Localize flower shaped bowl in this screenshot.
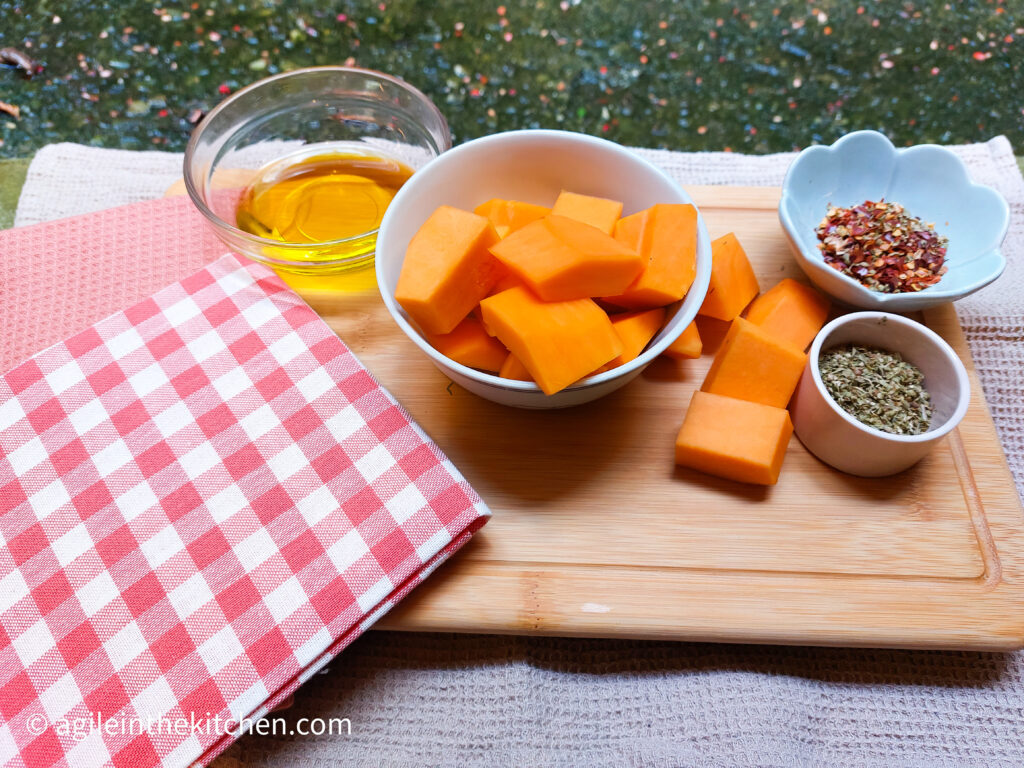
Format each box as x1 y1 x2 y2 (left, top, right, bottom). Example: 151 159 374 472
779 130 1009 312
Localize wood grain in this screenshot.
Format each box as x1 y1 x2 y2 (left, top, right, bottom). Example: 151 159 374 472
282 185 1024 650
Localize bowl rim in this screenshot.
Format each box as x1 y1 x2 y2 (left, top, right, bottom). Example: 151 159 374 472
182 65 451 255
807 311 970 443
375 128 713 395
778 129 1009 305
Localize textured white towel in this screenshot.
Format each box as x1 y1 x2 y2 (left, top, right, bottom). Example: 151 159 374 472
15 139 1024 768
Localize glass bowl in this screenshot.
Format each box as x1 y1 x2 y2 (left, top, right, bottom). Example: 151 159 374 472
183 66 450 275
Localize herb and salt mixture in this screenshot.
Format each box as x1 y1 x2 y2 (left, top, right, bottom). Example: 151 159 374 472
819 344 933 435
816 200 948 293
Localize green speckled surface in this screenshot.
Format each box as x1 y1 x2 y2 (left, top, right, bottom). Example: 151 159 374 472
1 0 1021 158
0 157 30 228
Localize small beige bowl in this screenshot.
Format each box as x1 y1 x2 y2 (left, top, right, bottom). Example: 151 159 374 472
790 312 970 477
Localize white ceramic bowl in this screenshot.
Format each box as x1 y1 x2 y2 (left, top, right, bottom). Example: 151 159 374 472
790 312 970 477
779 130 1009 312
376 129 712 409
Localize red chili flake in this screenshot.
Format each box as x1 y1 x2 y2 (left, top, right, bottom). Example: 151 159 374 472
815 200 949 293
218 83 231 95
157 108 168 117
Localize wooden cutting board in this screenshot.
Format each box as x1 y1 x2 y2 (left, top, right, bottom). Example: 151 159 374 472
287 185 1024 651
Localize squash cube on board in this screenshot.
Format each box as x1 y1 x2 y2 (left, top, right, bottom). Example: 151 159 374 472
606 307 667 368
698 233 760 321
550 190 624 234
498 352 533 381
694 315 731 356
662 320 702 360
474 198 552 239
675 391 793 486
395 206 502 335
426 314 509 373
479 286 622 395
603 203 699 310
745 278 831 351
701 317 807 408
489 215 644 302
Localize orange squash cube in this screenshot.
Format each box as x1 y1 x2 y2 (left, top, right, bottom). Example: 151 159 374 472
479 286 622 395
550 190 623 234
498 352 533 382
606 307 666 368
603 204 699 310
486 270 528 297
745 278 831 351
698 233 760 321
612 209 649 251
662 319 702 359
489 215 644 302
395 206 502 335
694 315 731 356
701 317 807 408
426 314 509 373
474 198 552 239
675 391 793 486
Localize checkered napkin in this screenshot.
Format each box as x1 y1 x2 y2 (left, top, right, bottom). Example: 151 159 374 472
0 253 490 767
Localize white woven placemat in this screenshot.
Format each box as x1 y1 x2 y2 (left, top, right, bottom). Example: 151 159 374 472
15 139 1024 768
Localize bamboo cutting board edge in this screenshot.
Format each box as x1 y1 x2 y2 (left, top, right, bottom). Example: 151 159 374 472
299 184 1024 650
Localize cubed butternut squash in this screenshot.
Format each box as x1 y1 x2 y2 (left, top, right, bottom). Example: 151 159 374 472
675 391 793 486
550 190 623 234
745 278 831 351
474 198 552 239
426 314 509 373
698 233 760 321
486 270 528 297
663 320 702 360
394 205 502 335
498 352 533 382
606 307 666 368
479 286 622 395
612 209 649 251
701 317 807 408
694 315 731 356
603 204 699 310
489 215 644 302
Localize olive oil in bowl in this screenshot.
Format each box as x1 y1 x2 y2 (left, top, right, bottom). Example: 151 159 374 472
234 146 414 275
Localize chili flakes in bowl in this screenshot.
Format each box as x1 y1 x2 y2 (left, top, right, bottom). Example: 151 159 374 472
815 199 948 293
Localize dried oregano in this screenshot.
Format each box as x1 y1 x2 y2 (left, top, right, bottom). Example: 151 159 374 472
818 344 933 435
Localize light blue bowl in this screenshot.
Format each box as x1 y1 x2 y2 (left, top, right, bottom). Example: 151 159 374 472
779 130 1009 312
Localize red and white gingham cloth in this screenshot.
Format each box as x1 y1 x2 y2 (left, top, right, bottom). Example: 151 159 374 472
0 253 490 767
